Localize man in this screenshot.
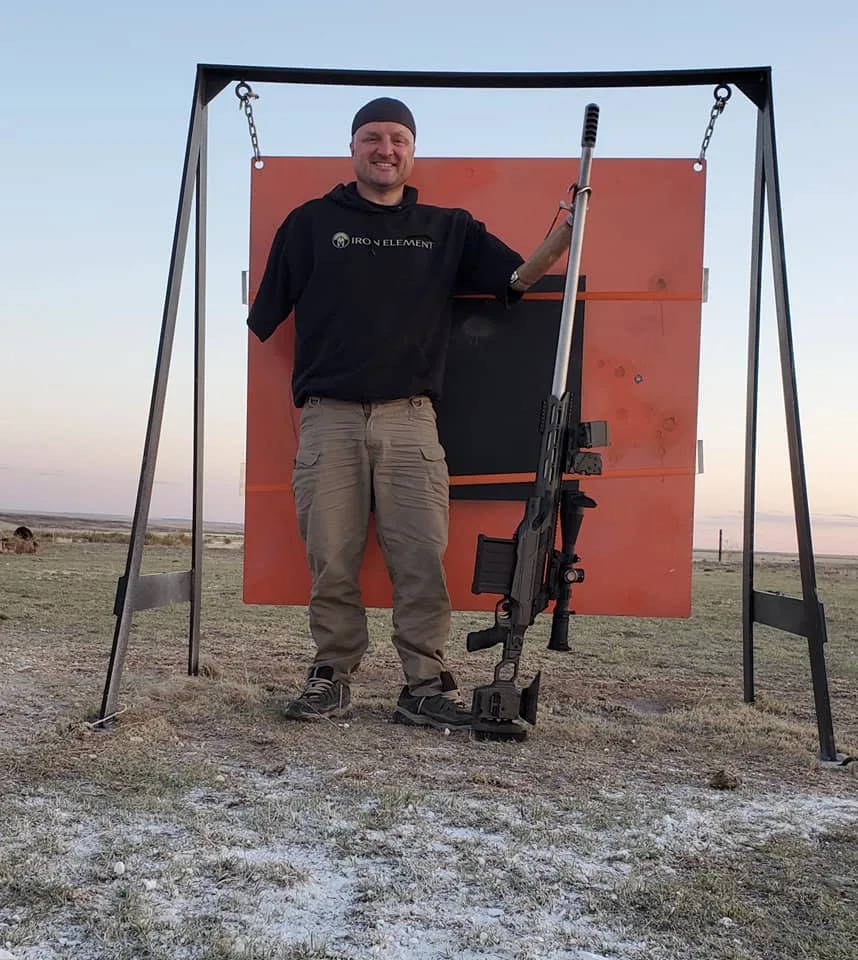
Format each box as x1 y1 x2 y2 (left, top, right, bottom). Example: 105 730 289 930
247 97 576 731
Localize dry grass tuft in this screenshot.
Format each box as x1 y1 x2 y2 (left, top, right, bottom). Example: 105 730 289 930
708 768 742 790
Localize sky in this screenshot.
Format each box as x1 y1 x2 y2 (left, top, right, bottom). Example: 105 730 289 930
1 0 856 557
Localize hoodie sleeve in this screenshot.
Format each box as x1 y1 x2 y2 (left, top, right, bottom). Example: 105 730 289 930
454 213 525 305
247 208 311 342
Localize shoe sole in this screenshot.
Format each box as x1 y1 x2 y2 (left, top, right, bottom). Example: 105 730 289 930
392 706 471 731
283 705 352 722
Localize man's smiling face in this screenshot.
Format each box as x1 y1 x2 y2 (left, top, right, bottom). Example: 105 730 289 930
350 121 415 203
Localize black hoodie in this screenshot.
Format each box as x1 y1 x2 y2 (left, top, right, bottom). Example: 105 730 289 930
247 182 524 407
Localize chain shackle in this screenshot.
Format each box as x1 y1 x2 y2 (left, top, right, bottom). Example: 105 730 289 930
235 81 263 169
695 83 732 170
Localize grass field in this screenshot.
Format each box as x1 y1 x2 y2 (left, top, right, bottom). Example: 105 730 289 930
1 517 856 959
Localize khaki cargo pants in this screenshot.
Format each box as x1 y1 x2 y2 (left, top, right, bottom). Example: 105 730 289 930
291 395 452 696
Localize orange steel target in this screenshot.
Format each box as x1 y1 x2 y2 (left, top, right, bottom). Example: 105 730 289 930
243 157 706 617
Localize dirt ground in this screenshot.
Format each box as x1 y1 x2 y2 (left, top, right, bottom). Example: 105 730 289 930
0 516 856 959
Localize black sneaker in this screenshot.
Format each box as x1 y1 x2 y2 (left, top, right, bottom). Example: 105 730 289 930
283 665 350 721
393 682 472 731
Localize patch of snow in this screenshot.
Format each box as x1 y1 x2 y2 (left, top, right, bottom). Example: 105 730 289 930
4 773 858 960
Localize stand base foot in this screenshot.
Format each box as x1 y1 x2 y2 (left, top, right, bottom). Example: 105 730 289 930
471 719 529 742
818 752 857 771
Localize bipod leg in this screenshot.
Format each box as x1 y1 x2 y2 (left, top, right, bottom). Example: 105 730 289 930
548 579 573 652
548 486 597 651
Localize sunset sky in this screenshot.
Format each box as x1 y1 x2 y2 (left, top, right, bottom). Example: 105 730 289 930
2 0 855 556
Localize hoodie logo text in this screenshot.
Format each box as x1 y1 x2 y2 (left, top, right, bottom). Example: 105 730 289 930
331 232 434 250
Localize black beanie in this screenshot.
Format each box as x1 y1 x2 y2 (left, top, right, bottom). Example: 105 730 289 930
351 97 416 138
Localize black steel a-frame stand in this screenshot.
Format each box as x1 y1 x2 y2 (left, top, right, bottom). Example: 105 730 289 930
97 63 844 764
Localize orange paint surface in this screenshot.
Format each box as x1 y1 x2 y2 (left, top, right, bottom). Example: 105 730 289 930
243 157 706 617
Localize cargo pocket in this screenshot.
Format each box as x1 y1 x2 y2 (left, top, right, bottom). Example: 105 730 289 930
420 443 449 505
293 448 322 468
419 443 446 463
291 448 322 518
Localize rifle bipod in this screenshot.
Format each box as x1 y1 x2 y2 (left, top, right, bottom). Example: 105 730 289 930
464 101 603 742
546 486 597 652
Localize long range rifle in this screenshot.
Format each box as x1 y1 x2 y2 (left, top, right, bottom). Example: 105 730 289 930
466 103 608 741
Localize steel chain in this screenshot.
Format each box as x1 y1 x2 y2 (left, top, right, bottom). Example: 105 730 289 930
235 81 262 167
234 79 728 173
696 84 732 168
